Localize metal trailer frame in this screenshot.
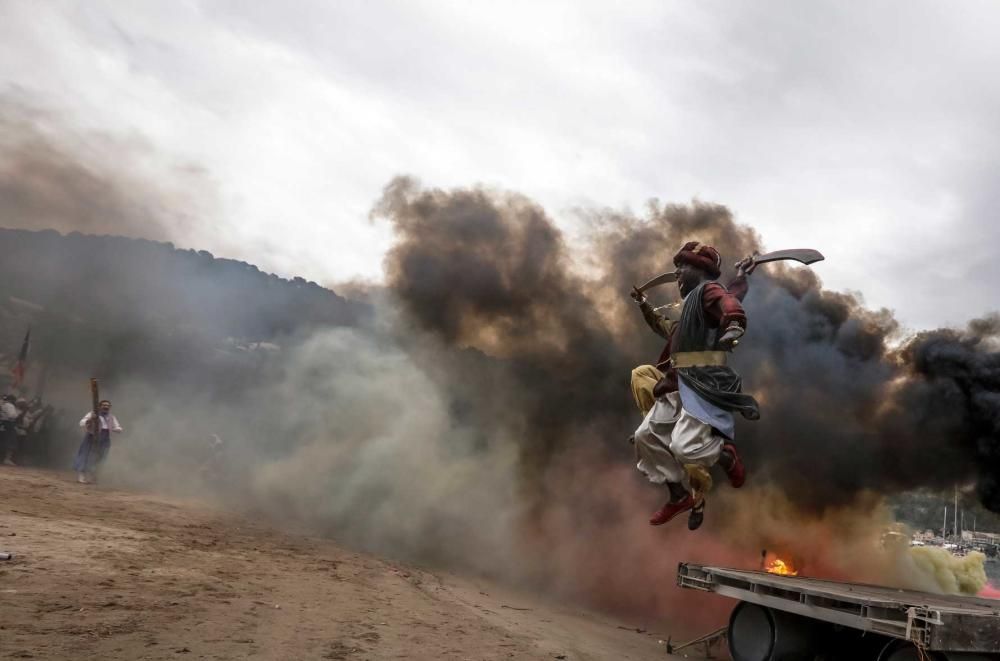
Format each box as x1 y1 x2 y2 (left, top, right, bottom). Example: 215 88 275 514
677 563 1000 654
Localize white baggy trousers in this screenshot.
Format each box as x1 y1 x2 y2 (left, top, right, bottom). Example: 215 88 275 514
633 390 723 491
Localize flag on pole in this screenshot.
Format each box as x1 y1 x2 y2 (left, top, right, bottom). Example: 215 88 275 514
10 328 30 389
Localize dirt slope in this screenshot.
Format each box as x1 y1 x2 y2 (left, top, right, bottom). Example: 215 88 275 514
0 468 679 660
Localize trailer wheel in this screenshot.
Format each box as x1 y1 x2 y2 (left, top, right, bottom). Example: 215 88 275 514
727 601 823 661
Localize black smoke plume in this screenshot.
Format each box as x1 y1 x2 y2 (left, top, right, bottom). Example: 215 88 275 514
376 178 627 487
377 177 999 513
368 177 1000 610
901 319 1000 510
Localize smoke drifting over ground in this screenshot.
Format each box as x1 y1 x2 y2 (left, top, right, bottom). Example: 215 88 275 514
4 169 1000 628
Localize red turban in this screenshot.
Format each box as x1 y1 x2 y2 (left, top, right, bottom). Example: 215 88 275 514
673 241 722 279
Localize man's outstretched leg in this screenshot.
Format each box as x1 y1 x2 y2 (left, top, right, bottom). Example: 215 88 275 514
634 392 727 527
634 392 696 525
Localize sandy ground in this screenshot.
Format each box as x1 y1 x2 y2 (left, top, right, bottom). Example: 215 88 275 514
0 468 689 660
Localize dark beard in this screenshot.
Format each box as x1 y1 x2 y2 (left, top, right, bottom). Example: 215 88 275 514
678 269 706 298
678 277 701 298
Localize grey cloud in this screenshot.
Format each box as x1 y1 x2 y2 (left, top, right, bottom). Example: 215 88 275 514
0 92 212 243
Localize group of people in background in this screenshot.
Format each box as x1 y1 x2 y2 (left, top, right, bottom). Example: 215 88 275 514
0 393 54 467
0 389 123 485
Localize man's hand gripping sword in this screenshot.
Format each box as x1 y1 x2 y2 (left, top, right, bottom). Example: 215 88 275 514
632 248 825 349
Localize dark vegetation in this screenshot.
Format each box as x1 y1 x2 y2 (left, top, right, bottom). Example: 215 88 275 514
0 227 369 388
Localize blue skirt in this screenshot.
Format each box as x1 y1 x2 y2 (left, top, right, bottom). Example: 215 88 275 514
74 432 111 472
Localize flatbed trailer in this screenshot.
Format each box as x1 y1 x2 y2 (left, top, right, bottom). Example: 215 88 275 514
677 563 1000 660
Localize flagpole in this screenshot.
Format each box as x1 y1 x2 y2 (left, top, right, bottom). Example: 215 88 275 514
10 326 31 391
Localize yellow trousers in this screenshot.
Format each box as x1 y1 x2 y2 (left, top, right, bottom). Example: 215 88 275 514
630 365 713 498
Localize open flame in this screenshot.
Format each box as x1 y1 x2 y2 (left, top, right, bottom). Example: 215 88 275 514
766 558 798 576
762 551 799 576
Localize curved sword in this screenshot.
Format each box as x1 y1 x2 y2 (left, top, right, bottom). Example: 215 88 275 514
634 248 824 294
635 270 678 293
745 248 824 268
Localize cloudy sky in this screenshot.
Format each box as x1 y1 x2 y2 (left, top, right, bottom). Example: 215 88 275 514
1 1 998 330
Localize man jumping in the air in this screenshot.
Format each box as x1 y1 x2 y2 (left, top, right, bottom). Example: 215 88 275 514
629 242 760 528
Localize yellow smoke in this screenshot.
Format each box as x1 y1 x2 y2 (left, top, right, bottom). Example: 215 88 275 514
903 547 988 596
715 487 989 596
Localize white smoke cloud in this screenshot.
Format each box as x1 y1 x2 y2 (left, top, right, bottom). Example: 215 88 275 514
103 325 523 573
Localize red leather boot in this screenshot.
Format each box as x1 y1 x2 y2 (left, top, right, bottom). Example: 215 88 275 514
649 494 695 526
722 443 746 488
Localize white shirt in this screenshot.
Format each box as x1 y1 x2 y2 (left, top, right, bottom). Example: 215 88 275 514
79 411 123 433
0 402 17 422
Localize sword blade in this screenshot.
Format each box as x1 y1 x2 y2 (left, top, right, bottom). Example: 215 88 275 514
636 271 678 293
753 248 824 265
